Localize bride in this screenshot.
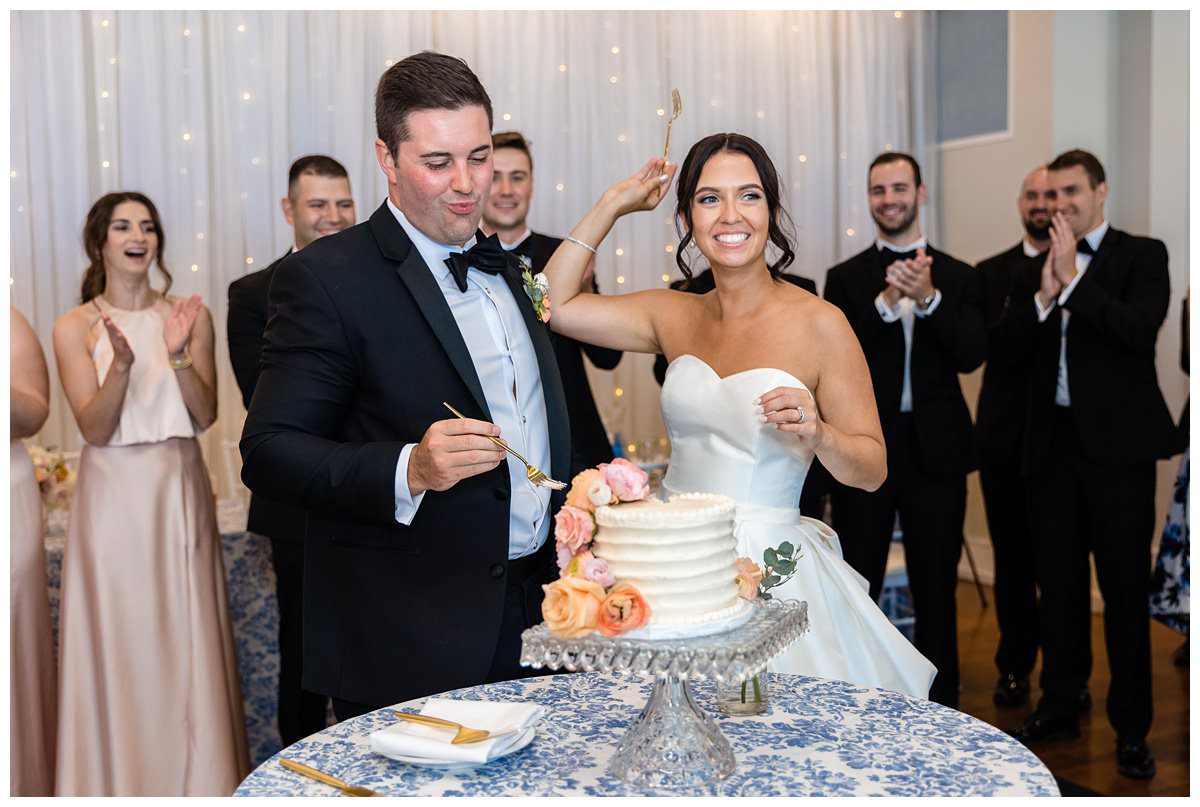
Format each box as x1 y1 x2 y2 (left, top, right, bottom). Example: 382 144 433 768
543 133 936 698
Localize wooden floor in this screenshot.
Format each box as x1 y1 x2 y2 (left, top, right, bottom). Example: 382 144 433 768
954 579 1191 796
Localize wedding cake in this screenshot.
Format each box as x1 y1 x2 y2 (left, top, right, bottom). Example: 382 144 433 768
591 492 749 637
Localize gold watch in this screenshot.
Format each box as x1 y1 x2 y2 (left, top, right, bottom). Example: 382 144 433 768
168 354 193 371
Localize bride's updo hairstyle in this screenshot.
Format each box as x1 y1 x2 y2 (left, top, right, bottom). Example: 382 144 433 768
673 133 796 282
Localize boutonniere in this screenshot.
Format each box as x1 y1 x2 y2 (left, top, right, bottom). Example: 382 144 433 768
518 255 552 323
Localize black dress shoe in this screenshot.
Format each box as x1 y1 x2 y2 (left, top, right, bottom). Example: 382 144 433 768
1116 737 1156 779
1009 713 1081 744
993 673 1030 707
1077 687 1092 713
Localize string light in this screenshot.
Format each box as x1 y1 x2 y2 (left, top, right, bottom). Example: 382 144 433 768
616 134 626 142
615 248 624 256
616 276 626 284
611 46 620 54
9 170 15 178
846 228 855 237
385 59 395 67
798 154 807 162
101 19 109 28
894 11 903 18
756 111 765 119
179 167 187 175
245 257 254 265
182 132 191 141
102 160 110 168
16 205 23 212
242 92 251 101
792 24 800 32
196 232 204 240
237 24 246 32
502 113 511 121
183 27 190 36
182 68 190 76
661 273 670 282
250 157 260 165
558 64 567 72
609 75 618 84
555 183 564 191
101 91 109 98
656 108 665 116
109 57 117 65
664 245 674 253
884 142 893 150
614 388 624 397
190 264 199 272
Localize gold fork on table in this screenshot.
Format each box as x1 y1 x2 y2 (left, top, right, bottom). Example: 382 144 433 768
393 711 519 744
279 758 377 796
441 402 567 490
661 88 683 165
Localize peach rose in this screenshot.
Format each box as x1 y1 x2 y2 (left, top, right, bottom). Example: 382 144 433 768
554 505 595 555
600 458 650 502
542 576 606 638
565 469 604 512
597 584 652 637
734 557 765 601
563 550 596 578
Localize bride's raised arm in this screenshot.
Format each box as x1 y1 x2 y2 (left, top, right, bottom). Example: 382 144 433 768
544 158 679 354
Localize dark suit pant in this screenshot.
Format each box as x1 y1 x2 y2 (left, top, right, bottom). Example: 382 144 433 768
979 451 1040 678
270 536 331 745
332 551 553 723
834 414 966 707
1027 407 1155 738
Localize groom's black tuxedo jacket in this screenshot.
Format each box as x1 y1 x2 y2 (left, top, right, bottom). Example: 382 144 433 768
992 226 1176 474
241 202 570 707
824 245 987 478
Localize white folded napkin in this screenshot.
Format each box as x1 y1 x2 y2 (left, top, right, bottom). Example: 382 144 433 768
370 698 544 764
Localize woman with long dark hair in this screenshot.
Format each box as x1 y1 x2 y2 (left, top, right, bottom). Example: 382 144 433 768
544 135 936 697
51 192 248 795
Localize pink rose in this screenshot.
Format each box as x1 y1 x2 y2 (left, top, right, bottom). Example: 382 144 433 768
565 469 604 512
597 584 652 637
734 557 765 601
555 542 574 572
539 297 552 324
583 557 616 588
600 458 649 502
542 577 606 638
554 505 595 554
563 550 596 578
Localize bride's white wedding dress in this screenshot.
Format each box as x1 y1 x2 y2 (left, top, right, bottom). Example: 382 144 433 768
661 354 937 699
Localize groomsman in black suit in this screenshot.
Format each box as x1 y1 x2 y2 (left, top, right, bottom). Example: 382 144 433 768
482 131 621 468
241 52 569 720
227 154 355 745
823 152 987 707
999 150 1174 780
974 166 1053 708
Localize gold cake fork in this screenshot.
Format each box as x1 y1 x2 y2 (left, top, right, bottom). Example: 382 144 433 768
442 402 567 490
661 88 682 165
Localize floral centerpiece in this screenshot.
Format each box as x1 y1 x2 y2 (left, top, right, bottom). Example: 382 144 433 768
26 443 76 510
542 458 652 638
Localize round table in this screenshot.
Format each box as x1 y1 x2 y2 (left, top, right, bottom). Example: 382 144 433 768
234 671 1059 796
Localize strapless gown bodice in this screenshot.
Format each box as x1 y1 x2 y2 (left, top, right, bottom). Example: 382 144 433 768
658 354 937 699
662 354 813 511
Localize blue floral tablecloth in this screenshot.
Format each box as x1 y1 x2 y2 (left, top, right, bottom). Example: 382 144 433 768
44 499 286 769
234 671 1059 797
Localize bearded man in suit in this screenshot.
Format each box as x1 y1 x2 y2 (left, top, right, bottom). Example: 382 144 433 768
241 51 569 721
999 149 1174 780
227 154 355 745
823 151 987 708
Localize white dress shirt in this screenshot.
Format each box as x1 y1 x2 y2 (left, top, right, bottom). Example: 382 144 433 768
1033 220 1109 407
872 236 942 413
498 227 532 252
388 200 552 559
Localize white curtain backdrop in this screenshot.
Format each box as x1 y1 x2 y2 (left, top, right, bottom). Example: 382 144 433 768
10 10 937 497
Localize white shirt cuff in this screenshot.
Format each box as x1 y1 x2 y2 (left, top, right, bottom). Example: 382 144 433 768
874 291 902 323
394 443 426 525
1056 271 1086 306
914 288 943 318
1034 293 1055 323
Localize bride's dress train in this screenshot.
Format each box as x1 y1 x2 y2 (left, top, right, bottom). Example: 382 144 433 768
661 354 937 699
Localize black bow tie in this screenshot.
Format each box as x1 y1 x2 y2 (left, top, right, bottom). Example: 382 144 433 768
1076 239 1096 256
879 247 917 266
444 232 511 292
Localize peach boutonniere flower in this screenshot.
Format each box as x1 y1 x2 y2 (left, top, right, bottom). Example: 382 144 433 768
519 257 552 323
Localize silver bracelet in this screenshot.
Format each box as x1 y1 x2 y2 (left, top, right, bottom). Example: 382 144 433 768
565 235 597 254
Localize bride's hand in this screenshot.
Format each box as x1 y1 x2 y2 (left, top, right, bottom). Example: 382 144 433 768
600 158 678 218
756 386 824 450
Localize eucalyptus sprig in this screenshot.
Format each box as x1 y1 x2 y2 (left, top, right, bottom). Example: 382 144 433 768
758 541 800 601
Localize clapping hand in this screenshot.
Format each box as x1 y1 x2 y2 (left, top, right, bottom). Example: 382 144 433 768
1047 211 1079 287
756 386 825 451
99 312 135 371
601 158 678 218
884 248 935 303
164 294 204 357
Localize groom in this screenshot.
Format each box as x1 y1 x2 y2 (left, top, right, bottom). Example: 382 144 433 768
240 51 569 720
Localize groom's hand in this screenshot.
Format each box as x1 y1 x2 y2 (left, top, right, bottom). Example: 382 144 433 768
408 418 507 496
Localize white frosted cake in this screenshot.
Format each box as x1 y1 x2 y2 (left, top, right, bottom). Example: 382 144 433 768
591 492 751 638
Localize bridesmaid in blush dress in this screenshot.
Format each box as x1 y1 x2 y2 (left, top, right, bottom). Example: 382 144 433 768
10 306 56 795
51 193 248 795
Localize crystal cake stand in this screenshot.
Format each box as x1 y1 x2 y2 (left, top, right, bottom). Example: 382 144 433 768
519 599 809 790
